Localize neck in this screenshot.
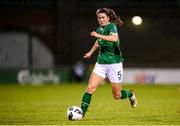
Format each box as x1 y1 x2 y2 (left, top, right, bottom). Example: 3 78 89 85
101 22 110 28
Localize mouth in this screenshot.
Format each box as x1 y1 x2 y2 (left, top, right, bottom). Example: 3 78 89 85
100 22 105 26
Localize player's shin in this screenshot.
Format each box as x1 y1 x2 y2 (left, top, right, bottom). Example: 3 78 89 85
81 92 92 116
120 90 133 99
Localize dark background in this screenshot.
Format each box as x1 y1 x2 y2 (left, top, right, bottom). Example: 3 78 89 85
0 0 180 68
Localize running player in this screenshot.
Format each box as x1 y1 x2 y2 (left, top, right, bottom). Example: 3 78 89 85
81 8 137 117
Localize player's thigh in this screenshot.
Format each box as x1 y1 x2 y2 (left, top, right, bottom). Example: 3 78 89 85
86 72 104 93
107 63 123 83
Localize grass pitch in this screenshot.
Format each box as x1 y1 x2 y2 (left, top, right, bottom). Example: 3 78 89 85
0 83 179 125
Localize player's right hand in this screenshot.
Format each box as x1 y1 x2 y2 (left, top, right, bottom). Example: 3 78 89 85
83 52 91 59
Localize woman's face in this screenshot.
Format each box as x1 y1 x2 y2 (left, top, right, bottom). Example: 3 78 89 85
97 13 110 27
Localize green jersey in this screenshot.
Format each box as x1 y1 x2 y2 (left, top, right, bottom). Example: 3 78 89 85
96 22 124 64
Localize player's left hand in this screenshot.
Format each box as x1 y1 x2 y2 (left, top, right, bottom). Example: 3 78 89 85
90 31 100 38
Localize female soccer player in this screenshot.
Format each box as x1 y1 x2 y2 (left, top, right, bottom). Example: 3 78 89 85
81 8 137 117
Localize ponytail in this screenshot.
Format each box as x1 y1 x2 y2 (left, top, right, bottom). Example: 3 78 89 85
108 9 123 27
96 8 123 27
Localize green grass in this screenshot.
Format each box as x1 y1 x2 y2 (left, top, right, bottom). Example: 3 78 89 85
0 83 180 125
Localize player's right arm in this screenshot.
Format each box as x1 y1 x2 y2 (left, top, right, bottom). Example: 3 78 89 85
83 40 99 59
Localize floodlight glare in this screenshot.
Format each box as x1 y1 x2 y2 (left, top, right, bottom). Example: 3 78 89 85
132 16 142 25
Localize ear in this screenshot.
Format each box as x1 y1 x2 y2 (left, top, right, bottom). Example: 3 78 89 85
107 16 110 21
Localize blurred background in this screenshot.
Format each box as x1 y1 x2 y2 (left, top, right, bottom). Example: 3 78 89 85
0 0 180 85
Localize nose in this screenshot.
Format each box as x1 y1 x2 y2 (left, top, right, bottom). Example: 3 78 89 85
100 18 103 21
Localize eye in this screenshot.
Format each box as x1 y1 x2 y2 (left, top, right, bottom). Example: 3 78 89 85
98 17 103 20
100 16 105 20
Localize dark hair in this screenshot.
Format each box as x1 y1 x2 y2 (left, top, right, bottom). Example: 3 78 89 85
96 8 123 27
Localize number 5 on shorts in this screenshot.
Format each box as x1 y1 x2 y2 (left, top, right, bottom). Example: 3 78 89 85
118 71 122 81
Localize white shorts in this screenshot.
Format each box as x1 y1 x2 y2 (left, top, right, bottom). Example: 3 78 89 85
92 62 123 83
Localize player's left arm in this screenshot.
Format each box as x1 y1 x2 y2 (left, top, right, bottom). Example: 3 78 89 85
91 24 118 42
90 31 118 42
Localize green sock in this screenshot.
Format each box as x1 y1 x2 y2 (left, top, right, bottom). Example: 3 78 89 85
81 92 92 116
120 90 133 99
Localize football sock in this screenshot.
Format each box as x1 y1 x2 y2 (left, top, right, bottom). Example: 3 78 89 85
81 92 92 116
120 90 133 99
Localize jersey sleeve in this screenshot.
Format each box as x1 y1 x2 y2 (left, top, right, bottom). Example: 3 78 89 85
109 23 118 35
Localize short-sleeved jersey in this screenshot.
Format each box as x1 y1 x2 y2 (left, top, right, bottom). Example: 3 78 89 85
96 22 124 64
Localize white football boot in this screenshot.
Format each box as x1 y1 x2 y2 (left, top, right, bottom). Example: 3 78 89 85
129 90 137 108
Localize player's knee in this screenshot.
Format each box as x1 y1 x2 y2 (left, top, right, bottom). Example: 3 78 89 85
86 85 96 94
